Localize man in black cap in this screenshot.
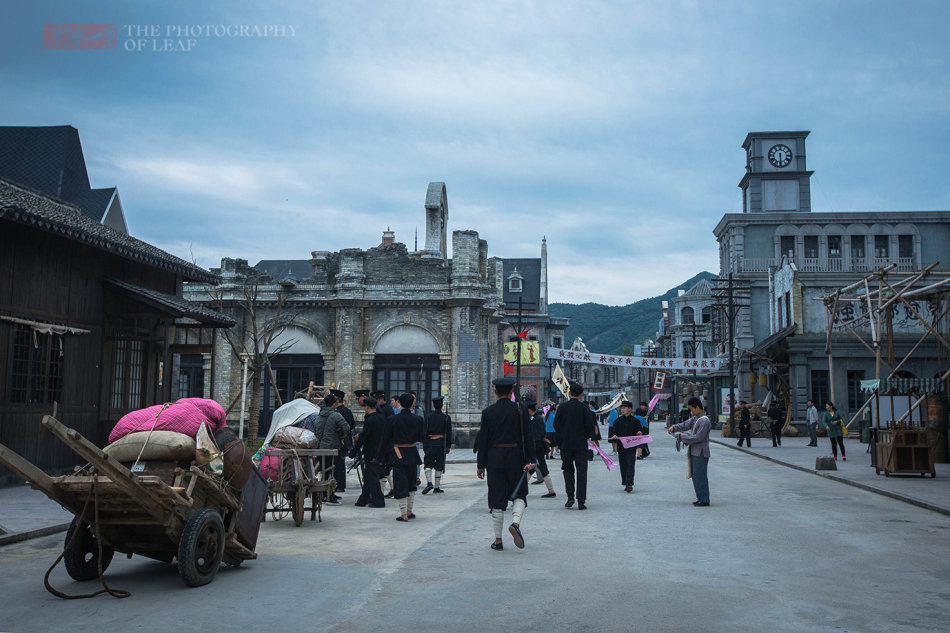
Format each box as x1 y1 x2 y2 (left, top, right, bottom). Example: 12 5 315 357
736 400 752 447
330 389 354 493
422 395 452 494
352 397 386 508
476 377 535 550
372 390 396 497
609 401 642 492
354 389 371 408
379 392 424 521
525 397 556 497
553 382 596 510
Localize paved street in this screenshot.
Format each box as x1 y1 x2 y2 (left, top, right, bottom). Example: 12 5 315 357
1 437 949 633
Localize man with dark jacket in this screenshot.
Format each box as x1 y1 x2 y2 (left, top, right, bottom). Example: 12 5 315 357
553 382 596 510
422 396 452 494
352 398 386 508
476 377 535 550
526 398 556 497
314 393 350 505
379 393 424 521
767 401 783 447
372 390 396 496
736 400 752 447
330 389 354 493
610 401 642 492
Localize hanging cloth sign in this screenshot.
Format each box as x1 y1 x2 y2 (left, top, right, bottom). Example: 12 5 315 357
547 347 725 372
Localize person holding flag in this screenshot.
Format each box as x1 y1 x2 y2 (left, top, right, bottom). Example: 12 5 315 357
609 400 642 492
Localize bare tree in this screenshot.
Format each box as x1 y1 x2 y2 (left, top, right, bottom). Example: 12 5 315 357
210 270 299 441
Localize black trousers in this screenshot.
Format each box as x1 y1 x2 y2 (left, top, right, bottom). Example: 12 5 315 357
487 466 527 510
356 463 385 506
770 421 782 446
534 443 550 478
333 451 347 491
617 447 637 486
560 449 589 502
737 427 751 447
423 445 446 471
391 463 417 499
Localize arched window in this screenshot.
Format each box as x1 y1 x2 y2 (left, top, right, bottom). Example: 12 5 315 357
681 306 694 325
701 306 712 324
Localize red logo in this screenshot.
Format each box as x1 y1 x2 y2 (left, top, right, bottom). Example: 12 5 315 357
44 24 117 50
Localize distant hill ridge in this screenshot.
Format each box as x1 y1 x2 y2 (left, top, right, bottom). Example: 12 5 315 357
549 271 717 354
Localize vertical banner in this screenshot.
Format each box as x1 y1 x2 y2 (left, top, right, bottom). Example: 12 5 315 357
503 341 541 365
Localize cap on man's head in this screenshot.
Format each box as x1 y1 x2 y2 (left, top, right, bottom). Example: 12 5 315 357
620 400 634 408
492 377 516 389
739 400 748 405
523 398 538 409
354 389 370 399
330 389 345 400
568 382 584 396
432 395 445 404
371 390 386 399
639 401 649 408
362 398 377 410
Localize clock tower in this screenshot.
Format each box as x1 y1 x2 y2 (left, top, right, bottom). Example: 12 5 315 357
739 131 813 213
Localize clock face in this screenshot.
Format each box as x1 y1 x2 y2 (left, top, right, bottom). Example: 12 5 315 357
768 144 793 168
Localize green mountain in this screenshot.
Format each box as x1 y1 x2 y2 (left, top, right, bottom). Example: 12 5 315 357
549 271 717 354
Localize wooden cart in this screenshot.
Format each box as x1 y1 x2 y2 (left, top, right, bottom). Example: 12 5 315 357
0 416 267 588
262 448 337 526
874 423 936 477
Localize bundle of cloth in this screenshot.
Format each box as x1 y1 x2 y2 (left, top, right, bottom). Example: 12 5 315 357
254 399 322 481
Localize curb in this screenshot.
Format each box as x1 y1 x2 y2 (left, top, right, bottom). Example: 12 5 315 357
0 522 70 547
710 439 950 518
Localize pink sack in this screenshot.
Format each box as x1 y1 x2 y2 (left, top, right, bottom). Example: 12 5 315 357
176 398 226 429
109 400 227 444
258 446 287 482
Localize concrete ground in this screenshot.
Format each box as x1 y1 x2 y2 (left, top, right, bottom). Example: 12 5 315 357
1 434 949 633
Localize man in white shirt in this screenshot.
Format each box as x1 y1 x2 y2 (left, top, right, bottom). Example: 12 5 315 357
806 399 819 446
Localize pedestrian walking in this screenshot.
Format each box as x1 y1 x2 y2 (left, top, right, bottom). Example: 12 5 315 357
606 407 619 455
609 401 641 492
330 389 354 493
379 393 424 521
526 398 556 497
475 377 535 550
545 403 558 459
767 402 783 446
352 398 386 508
636 402 651 458
421 396 451 494
736 400 752 447
373 390 397 498
820 401 846 460
806 399 820 446
553 382 596 510
667 396 711 506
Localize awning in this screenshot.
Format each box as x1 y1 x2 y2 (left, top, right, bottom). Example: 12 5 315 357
105 279 235 327
749 324 797 356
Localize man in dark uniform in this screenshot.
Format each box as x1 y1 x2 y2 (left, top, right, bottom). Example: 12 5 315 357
422 396 451 494
379 392 424 521
476 377 535 550
352 398 386 508
636 401 651 458
354 389 371 408
767 401 783 447
372 390 396 496
330 389 354 493
526 398 556 497
553 382 596 510
736 400 752 447
609 401 642 492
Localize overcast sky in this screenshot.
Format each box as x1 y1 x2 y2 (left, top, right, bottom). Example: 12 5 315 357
2 1 948 305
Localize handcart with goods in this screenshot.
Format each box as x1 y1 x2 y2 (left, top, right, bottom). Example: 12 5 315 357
0 415 267 589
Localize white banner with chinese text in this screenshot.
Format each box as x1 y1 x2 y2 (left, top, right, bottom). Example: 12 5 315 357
546 347 725 372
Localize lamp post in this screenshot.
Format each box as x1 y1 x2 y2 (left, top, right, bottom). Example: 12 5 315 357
507 269 525 399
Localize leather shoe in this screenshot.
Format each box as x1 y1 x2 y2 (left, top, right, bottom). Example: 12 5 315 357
578 502 587 510
564 498 575 508
408 513 416 519
625 485 632 493
421 483 434 495
491 541 504 551
692 501 710 507
508 523 525 549
432 488 444 494
541 492 556 498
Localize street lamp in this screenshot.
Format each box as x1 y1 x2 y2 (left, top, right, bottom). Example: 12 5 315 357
507 268 525 398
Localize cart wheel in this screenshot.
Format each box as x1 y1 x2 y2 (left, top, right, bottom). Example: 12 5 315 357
178 508 225 587
63 517 114 581
290 486 306 526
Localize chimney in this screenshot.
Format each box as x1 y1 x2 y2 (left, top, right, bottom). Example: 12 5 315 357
381 227 394 247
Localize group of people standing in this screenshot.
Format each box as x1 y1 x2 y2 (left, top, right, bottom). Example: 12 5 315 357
734 398 847 460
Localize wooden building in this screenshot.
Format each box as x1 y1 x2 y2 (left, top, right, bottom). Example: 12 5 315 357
0 177 232 486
